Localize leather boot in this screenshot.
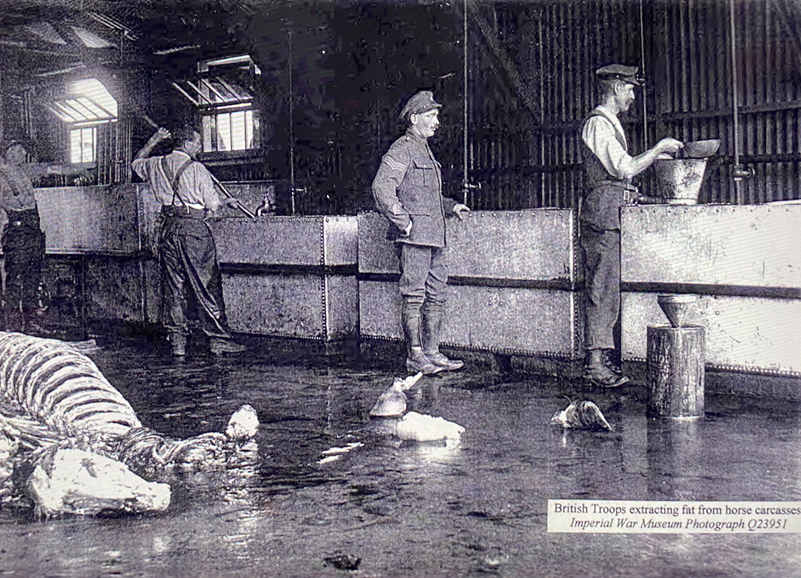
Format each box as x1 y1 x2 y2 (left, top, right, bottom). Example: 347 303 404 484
210 337 247 355
583 349 629 388
402 302 443 375
421 302 463 371
603 349 623 376
170 332 187 357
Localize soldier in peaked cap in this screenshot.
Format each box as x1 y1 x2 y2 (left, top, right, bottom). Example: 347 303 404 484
399 91 440 121
372 91 470 375
595 63 641 85
579 64 683 388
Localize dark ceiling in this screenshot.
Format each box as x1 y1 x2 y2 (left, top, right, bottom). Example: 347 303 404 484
0 0 286 76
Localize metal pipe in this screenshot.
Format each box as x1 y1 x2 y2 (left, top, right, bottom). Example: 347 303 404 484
638 0 649 148
140 113 158 129
728 0 749 201
463 0 468 205
288 29 296 215
538 13 545 207
206 171 257 220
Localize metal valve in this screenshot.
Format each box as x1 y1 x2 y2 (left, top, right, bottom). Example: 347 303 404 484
732 164 754 181
256 185 276 217
289 186 307 215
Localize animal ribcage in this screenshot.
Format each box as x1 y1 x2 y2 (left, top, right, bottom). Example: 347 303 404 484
0 332 141 438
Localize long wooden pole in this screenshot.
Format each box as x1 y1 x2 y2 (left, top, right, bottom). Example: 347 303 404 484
206 171 257 220
138 113 256 219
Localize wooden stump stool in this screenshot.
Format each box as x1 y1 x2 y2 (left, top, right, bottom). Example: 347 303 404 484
647 325 705 419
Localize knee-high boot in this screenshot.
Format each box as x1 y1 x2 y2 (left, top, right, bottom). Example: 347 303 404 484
421 301 463 371
402 301 443 375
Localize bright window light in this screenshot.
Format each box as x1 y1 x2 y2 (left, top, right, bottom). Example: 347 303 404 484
68 79 118 117
51 79 117 164
70 126 96 163
201 107 256 152
175 55 259 153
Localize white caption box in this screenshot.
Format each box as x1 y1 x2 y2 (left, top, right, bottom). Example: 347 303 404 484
548 500 801 533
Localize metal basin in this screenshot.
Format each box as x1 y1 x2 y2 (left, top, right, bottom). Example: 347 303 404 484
653 158 708 205
682 139 721 159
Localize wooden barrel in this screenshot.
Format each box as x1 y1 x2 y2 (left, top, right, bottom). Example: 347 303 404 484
647 325 705 418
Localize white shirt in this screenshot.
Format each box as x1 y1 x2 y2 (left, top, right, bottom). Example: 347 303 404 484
581 105 635 180
132 150 221 211
0 161 50 212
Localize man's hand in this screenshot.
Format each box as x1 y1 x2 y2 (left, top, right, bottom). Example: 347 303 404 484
453 203 471 221
73 169 95 186
134 127 172 162
153 127 171 142
223 196 242 209
655 137 683 157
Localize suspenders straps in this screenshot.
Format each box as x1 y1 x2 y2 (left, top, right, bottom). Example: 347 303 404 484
160 156 195 206
0 166 25 198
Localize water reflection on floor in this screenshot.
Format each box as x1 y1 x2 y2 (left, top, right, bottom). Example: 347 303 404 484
2 337 801 577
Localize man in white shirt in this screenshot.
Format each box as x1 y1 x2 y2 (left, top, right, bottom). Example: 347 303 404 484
0 140 87 334
579 64 683 387
132 125 245 357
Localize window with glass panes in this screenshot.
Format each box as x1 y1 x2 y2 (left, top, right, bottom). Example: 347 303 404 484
69 126 96 164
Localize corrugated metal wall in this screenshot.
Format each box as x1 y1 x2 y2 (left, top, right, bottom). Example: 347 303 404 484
469 0 801 209
9 0 799 212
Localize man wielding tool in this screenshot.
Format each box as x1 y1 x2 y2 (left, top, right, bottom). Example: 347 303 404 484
372 91 470 375
132 125 246 357
0 140 87 334
580 64 683 387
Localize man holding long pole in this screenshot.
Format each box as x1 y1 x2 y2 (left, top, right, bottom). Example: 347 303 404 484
132 124 246 357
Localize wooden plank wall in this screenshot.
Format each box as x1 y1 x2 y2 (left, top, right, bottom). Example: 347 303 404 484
471 0 801 209
9 0 799 212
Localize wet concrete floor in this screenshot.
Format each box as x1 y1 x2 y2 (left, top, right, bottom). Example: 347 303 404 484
1 336 801 577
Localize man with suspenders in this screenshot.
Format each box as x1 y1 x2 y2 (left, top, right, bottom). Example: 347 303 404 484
132 125 245 357
579 64 683 387
0 140 87 335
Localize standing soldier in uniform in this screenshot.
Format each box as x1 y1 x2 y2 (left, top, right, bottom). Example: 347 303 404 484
132 125 246 357
580 64 683 387
372 91 470 375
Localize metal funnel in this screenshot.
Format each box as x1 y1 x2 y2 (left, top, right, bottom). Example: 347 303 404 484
657 294 697 328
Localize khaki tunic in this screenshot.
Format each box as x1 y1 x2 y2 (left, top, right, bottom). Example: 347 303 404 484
372 130 458 247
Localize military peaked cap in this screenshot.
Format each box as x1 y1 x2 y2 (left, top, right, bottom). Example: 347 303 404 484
400 91 442 121
595 64 641 86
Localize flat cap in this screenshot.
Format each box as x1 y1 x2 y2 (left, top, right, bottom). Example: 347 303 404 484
595 64 641 86
400 91 441 121
3 139 26 153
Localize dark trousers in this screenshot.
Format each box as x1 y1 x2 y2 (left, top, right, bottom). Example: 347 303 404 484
397 243 448 306
580 222 620 351
159 210 231 339
2 209 45 331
